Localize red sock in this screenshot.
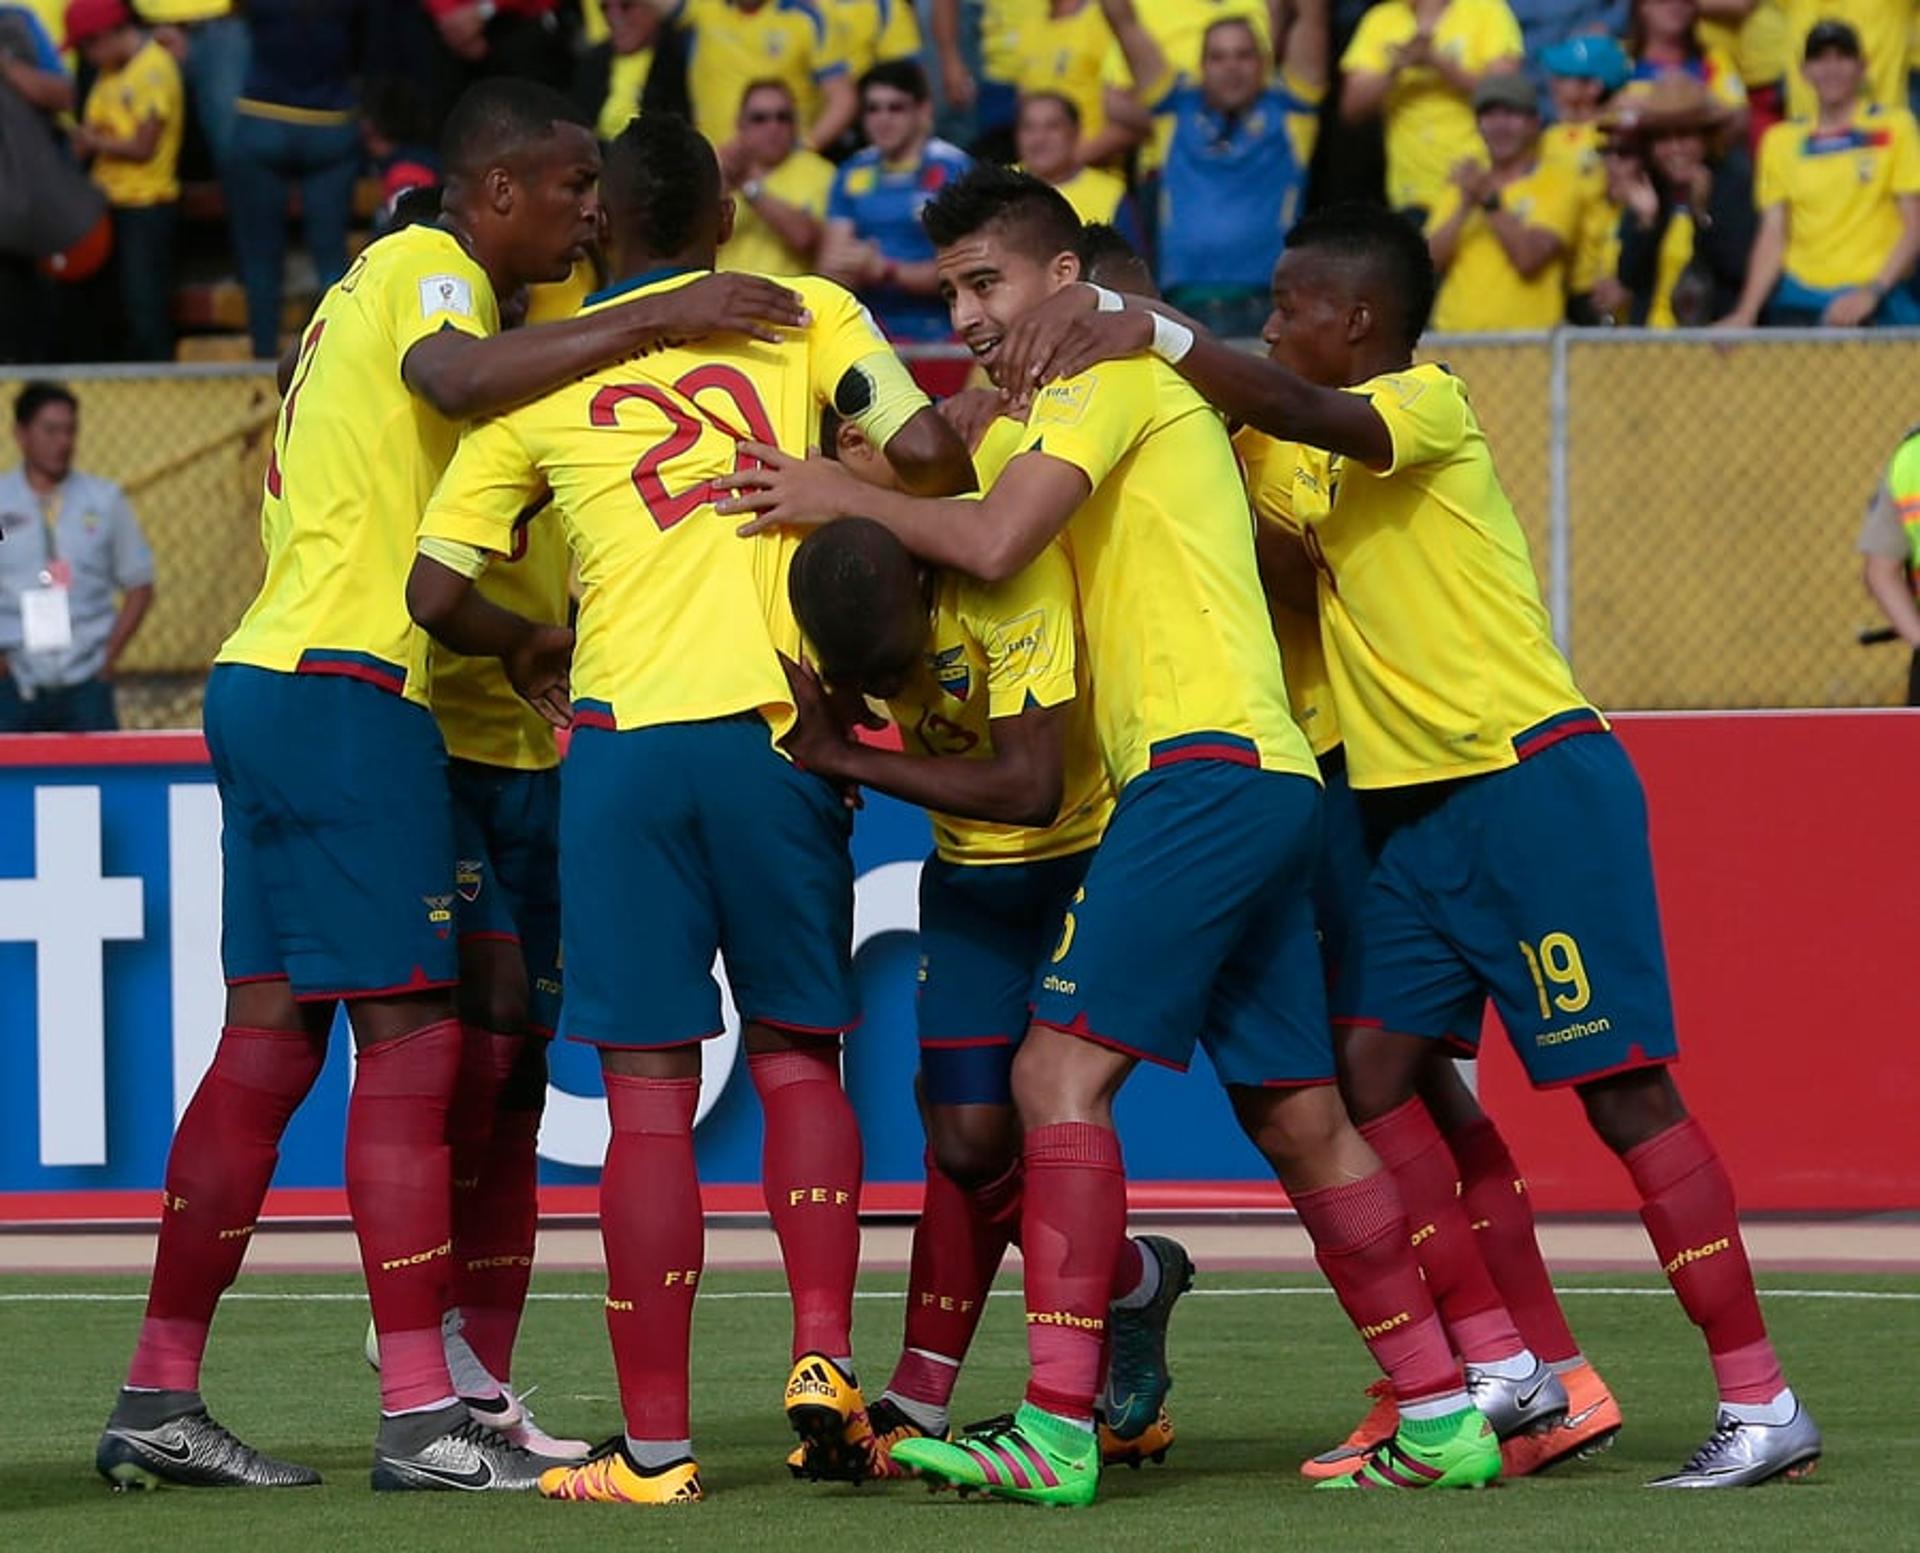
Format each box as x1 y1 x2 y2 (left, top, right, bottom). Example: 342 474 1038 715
450 1027 538 1384
1360 1097 1524 1364
1294 1169 1465 1404
127 1026 327 1392
1448 1116 1580 1365
602 1074 703 1441
890 1158 1020 1408
347 1018 463 1413
1625 1117 1782 1404
750 1045 863 1362
1021 1122 1125 1423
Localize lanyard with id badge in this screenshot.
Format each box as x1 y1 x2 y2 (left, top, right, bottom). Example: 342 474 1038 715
22 493 74 654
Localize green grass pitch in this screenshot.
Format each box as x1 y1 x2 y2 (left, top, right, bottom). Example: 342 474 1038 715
5 1267 1908 1552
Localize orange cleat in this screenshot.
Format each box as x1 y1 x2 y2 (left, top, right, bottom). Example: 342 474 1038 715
1500 1361 1623 1477
1300 1378 1400 1481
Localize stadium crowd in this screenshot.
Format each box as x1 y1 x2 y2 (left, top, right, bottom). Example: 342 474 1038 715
2 0 1918 363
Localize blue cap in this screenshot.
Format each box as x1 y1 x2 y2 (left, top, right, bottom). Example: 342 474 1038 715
1538 35 1631 92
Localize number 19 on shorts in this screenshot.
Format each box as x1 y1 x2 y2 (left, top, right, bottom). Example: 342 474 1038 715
1518 933 1591 1021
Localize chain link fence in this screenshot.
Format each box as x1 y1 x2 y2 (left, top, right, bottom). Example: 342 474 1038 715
3 333 1916 728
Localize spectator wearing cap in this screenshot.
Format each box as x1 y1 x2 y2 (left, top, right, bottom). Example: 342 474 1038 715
1428 70 1584 329
1780 0 1909 121
718 79 835 276
1607 74 1756 323
1340 0 1523 219
1016 90 1139 241
821 60 971 341
1625 0 1749 132
0 382 156 732
66 0 182 362
1723 20 1920 326
1540 34 1632 320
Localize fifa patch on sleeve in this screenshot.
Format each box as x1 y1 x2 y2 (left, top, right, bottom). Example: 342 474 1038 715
985 607 1053 684
420 274 476 319
1033 378 1093 427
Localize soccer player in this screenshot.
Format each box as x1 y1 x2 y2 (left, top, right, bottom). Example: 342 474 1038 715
719 165 1500 1504
407 111 972 1506
1234 426 1622 1482
786 422 1192 1473
997 200 1823 1489
93 82 812 1495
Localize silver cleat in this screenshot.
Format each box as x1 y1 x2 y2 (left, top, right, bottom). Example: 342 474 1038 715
97 1404 321 1490
1646 1404 1822 1489
1465 1357 1569 1441
370 1403 551 1492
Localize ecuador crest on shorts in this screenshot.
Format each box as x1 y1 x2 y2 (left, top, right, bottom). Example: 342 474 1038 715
455 858 484 904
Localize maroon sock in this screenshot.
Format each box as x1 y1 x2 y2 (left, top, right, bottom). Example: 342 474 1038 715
127 1026 327 1392
449 1026 536 1384
602 1074 703 1441
1110 1235 1146 1300
890 1157 1019 1407
1361 1097 1525 1363
750 1045 863 1361
1448 1116 1580 1365
1625 1117 1782 1404
1294 1169 1465 1404
1021 1122 1125 1423
347 1018 463 1413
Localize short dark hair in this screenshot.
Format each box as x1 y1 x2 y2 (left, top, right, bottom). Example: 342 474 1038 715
1076 222 1150 289
602 112 721 259
14 381 76 427
1284 201 1437 351
440 77 590 181
859 57 931 104
922 162 1082 262
788 518 924 685
1019 89 1081 130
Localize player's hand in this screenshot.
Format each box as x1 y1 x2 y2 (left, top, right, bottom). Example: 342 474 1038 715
777 655 862 807
938 385 1010 449
989 284 1112 398
997 304 1155 405
505 624 574 729
641 273 812 348
1822 288 1879 329
717 441 864 534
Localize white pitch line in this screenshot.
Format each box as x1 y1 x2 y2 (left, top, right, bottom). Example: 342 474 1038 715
0 1286 1913 1304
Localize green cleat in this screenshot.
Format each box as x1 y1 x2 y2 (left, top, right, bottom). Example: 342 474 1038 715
890 1403 1100 1507
1315 1407 1502 1491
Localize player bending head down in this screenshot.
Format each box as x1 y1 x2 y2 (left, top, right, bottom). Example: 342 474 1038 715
789 512 930 702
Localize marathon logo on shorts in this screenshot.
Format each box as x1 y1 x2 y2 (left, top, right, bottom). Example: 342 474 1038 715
1041 972 1077 996
1535 1016 1612 1047
1663 1237 1731 1276
455 860 484 904
1027 1309 1105 1331
379 1238 451 1272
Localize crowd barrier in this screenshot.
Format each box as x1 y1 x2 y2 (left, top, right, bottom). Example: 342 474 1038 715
1 709 1914 1223
5 330 1920 727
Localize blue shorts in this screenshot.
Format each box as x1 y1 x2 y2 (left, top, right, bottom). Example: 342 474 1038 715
1030 757 1333 1088
916 848 1094 1107
449 759 562 1036
561 713 856 1048
1312 744 1373 987
1334 725 1680 1089
207 663 458 1001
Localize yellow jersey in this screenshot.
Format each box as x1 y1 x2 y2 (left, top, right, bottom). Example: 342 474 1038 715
426 263 593 771
219 224 499 704
1341 0 1524 213
598 47 655 141
1024 356 1318 791
981 0 1045 87
719 148 838 276
824 0 922 77
84 37 184 207
1647 211 1695 327
892 538 1113 865
1051 164 1128 226
679 0 846 151
1428 157 1583 331
1018 2 1120 147
1234 426 1341 757
1291 363 1594 788
1701 0 1787 87
1758 104 1920 291
420 267 928 743
1783 0 1910 116
1541 121 1616 295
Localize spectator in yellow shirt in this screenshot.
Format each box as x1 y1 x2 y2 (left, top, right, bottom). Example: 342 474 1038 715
1538 35 1632 321
826 0 922 80
1427 70 1583 330
646 0 857 155
66 0 181 361
1340 0 1523 217
1018 0 1144 166
1780 0 1910 120
1015 89 1138 238
718 79 836 274
1724 19 1920 326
